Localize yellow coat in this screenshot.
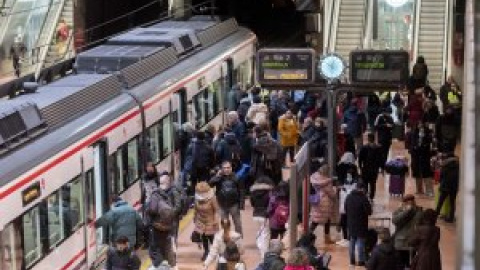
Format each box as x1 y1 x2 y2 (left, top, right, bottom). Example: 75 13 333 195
278 115 299 147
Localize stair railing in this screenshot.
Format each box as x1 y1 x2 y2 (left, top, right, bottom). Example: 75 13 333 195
34 0 67 80
442 0 453 84
412 0 422 67
362 0 373 49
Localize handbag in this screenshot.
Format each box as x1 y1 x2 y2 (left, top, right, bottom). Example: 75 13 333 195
191 231 202 243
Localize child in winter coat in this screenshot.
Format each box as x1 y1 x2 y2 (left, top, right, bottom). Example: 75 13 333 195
336 172 357 247
193 182 219 261
203 218 244 270
268 181 290 240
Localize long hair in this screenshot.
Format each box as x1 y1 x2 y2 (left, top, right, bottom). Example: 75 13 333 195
221 218 231 243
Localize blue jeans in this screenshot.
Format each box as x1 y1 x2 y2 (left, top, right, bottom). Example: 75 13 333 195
349 236 366 264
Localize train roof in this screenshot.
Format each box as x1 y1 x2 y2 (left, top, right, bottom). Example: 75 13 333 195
0 16 256 187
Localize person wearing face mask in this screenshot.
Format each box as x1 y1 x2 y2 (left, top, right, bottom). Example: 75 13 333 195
407 122 434 196
106 236 141 270
392 194 424 269
278 110 299 167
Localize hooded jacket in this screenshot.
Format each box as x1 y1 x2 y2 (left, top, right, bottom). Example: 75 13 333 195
345 189 372 238
278 115 299 147
246 102 269 125
309 172 338 224
250 177 274 218
250 133 282 183
439 156 460 193
366 242 398 270
96 200 143 247
194 183 219 235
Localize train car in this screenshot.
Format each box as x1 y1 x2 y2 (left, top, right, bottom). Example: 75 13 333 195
0 16 256 270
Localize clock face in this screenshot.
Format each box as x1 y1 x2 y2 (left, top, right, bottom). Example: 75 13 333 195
319 54 345 80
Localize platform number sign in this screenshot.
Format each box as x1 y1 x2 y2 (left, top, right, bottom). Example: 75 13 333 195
257 48 316 85
350 50 409 85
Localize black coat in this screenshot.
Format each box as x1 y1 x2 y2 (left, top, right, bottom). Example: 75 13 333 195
375 113 394 145
209 174 245 209
408 128 434 178
439 156 460 193
366 242 398 270
345 190 372 238
358 143 382 179
261 252 286 270
250 180 274 218
337 163 359 185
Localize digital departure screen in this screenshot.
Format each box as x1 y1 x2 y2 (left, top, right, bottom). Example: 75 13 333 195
257 48 315 85
350 50 409 84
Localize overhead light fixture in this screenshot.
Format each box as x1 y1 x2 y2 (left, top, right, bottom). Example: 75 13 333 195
386 0 408 8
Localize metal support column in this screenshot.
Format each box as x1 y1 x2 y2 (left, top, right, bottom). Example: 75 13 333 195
326 84 338 179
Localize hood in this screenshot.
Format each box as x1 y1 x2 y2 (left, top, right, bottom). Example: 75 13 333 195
339 152 355 165
250 182 273 192
310 172 332 187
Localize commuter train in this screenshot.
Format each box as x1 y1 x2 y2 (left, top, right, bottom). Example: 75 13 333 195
0 16 256 270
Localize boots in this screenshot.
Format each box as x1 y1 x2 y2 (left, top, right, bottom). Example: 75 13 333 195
324 234 335 245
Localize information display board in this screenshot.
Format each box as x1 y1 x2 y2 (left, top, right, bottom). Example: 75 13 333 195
350 50 409 84
257 48 315 85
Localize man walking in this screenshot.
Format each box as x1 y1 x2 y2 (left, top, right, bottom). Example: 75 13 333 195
358 133 382 200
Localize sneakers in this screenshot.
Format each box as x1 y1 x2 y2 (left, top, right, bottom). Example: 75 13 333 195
336 239 349 247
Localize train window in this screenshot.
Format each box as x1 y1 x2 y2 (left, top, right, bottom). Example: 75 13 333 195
22 206 42 268
193 93 206 128
86 170 95 222
115 150 126 193
62 177 84 233
206 82 219 121
147 123 161 163
127 138 140 185
235 59 253 90
46 192 64 248
162 116 173 157
171 111 180 151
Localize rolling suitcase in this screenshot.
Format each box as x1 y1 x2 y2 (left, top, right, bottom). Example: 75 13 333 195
389 175 405 197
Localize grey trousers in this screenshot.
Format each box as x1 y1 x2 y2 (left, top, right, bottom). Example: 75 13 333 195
149 229 176 267
220 204 243 236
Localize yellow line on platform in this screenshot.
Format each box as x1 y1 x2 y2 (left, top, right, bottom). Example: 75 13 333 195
140 210 194 270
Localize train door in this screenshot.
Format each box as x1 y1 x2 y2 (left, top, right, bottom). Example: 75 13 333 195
173 89 188 170
86 141 108 267
222 59 234 122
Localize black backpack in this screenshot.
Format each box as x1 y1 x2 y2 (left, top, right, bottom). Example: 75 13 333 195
218 178 239 206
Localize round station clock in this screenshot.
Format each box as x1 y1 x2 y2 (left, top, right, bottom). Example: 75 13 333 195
319 53 346 81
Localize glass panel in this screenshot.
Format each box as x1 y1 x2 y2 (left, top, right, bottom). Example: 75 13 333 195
162 116 173 157
0 222 23 270
86 170 95 222
148 124 161 163
115 151 126 192
376 0 414 50
22 206 42 268
46 192 63 248
127 139 139 184
193 93 206 127
172 111 180 151
62 177 84 233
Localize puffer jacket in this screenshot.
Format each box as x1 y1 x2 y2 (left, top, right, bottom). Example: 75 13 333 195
246 103 269 125
309 172 338 224
194 191 219 236
278 115 299 147
96 200 143 246
366 242 398 270
250 178 274 218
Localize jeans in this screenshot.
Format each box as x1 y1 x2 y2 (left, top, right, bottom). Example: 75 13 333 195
340 214 348 240
220 204 243 236
349 236 366 264
363 173 378 200
149 229 176 267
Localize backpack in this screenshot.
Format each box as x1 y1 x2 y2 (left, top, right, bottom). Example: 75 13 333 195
218 178 240 206
227 142 243 171
169 183 189 218
148 192 175 232
272 201 289 227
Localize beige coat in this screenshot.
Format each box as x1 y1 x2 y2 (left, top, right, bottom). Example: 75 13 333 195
309 172 339 224
194 190 219 236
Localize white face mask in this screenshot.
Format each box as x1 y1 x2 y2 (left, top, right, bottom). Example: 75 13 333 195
346 174 353 183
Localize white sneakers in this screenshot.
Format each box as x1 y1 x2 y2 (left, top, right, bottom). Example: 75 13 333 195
335 239 350 247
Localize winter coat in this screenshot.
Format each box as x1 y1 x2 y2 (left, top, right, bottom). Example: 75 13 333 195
278 115 299 147
194 193 219 236
408 128 434 178
439 156 460 193
435 113 459 148
250 133 282 183
215 133 243 167
409 225 442 270
246 103 269 125
342 106 366 138
336 132 356 158
260 252 286 270
375 113 394 144
392 206 423 250
204 230 244 267
336 163 359 185
358 143 382 178
345 190 372 238
366 242 398 270
267 194 289 230
309 173 338 224
423 102 440 124
299 124 316 146
250 180 274 218
106 247 141 270
230 120 246 141
96 200 143 246
165 185 184 219
440 82 462 108
237 98 251 122
209 174 245 209
406 94 424 127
